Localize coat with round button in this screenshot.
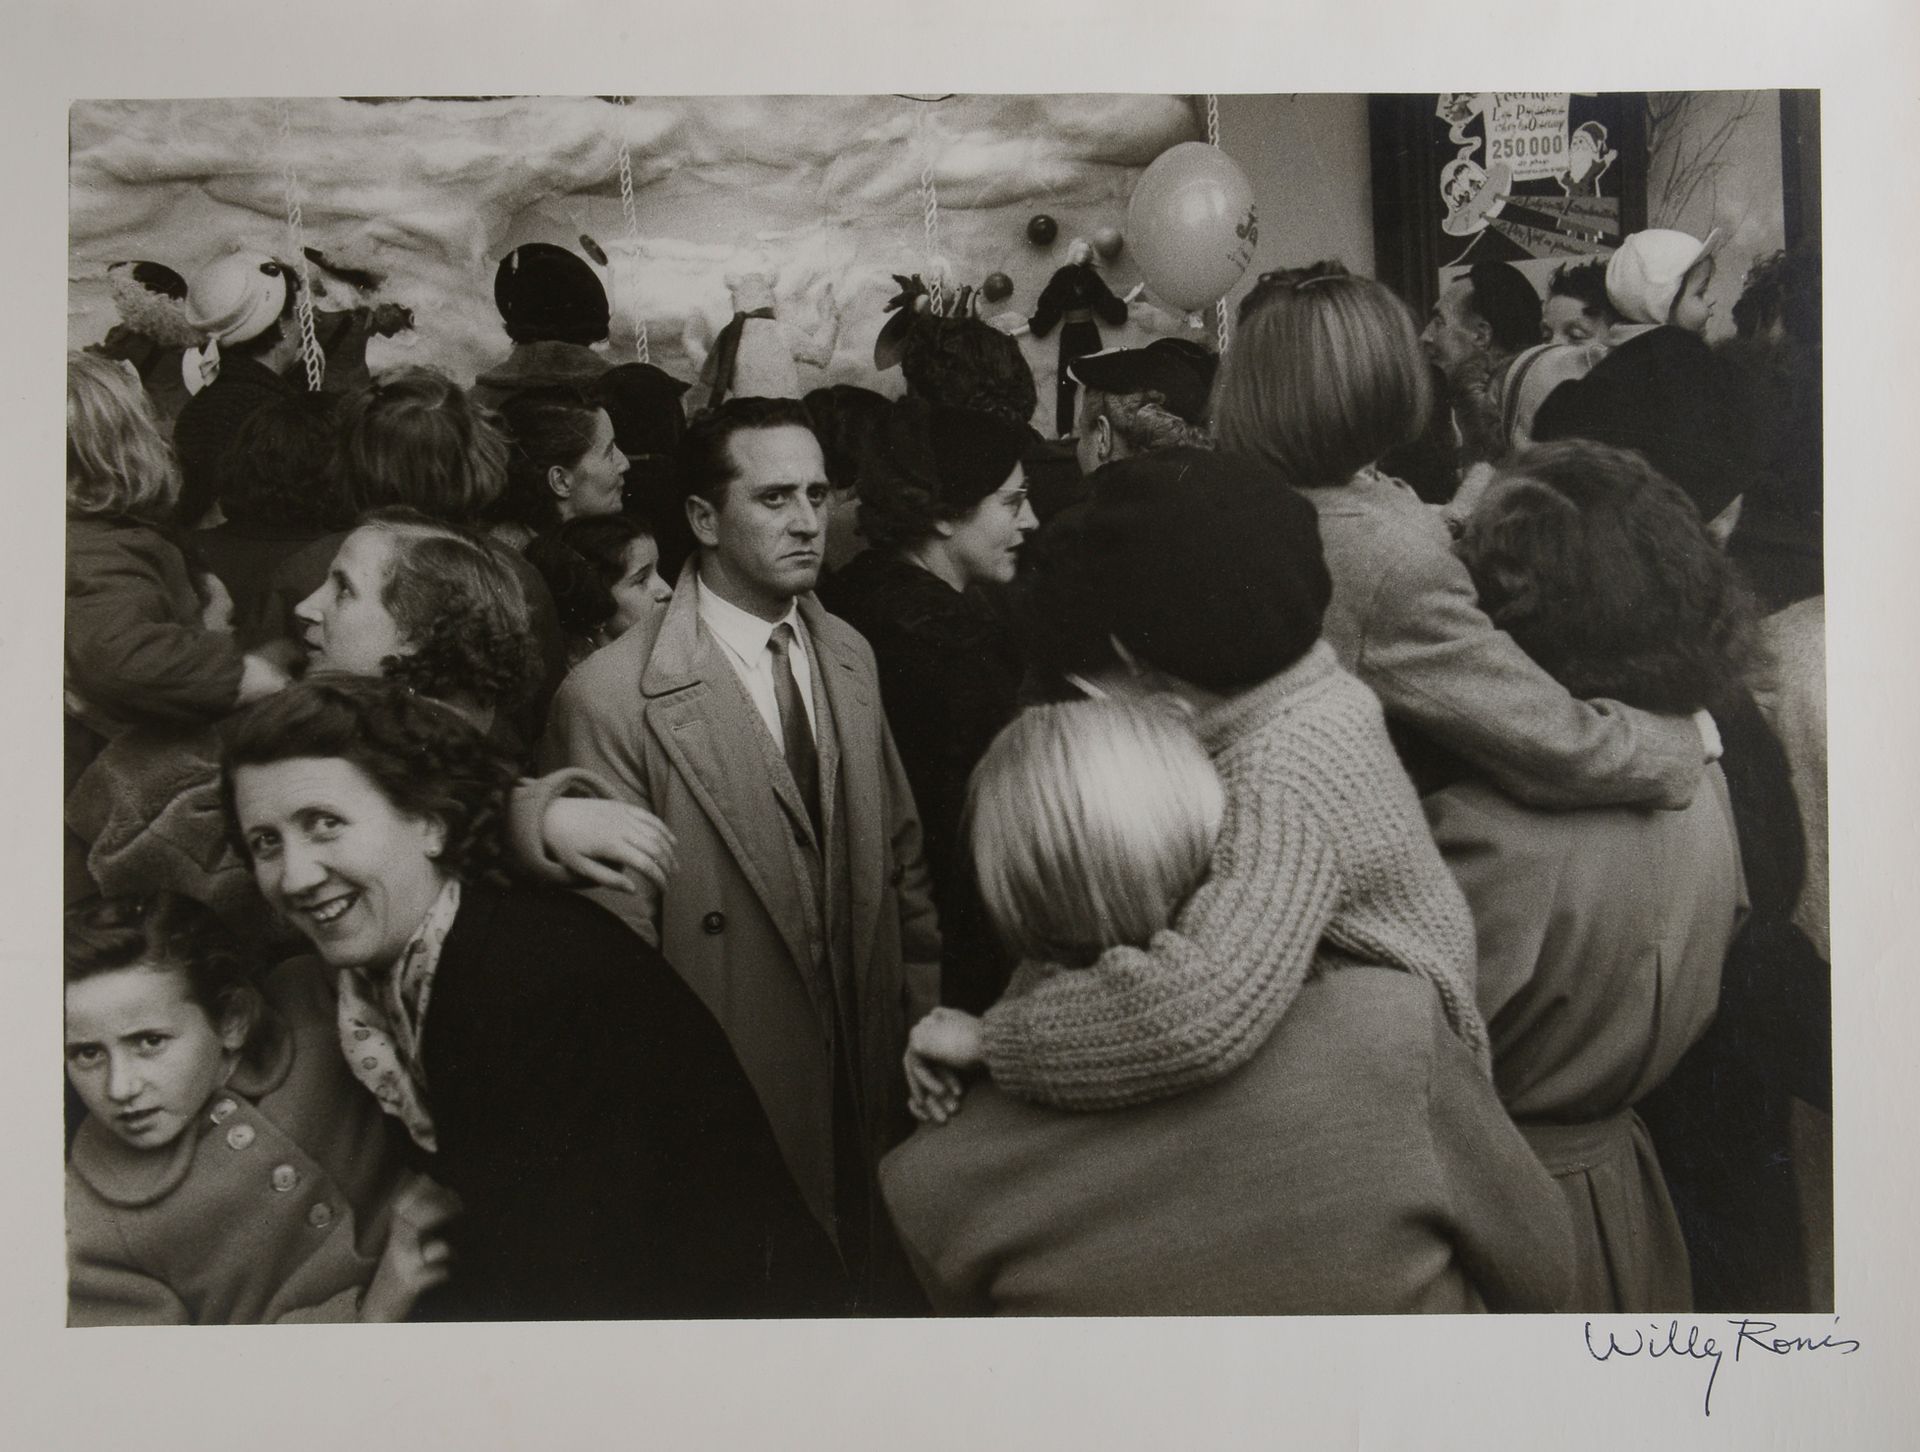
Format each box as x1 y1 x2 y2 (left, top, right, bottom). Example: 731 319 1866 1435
66 957 410 1325
538 561 942 1244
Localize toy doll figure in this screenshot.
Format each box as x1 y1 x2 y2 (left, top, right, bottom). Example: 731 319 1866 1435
1029 240 1129 437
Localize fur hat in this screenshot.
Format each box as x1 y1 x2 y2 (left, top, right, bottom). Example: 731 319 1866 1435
1075 447 1331 692
1606 228 1721 326
495 242 611 346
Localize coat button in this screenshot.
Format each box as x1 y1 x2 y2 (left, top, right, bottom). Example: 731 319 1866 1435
271 1164 299 1192
225 1123 255 1150
307 1202 333 1229
702 911 725 935
209 1098 237 1124
889 864 905 887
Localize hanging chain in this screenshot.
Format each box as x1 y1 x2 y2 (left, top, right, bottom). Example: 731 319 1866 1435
275 100 325 391
1204 93 1231 358
616 99 651 364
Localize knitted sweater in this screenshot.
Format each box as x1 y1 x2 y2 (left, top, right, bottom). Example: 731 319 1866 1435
980 641 1488 1110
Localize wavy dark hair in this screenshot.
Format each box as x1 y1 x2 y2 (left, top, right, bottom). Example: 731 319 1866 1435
1459 440 1758 716
335 367 509 525
856 397 1029 553
217 390 350 531
489 385 607 536
679 395 818 509
221 674 517 889
65 892 264 1047
357 507 541 712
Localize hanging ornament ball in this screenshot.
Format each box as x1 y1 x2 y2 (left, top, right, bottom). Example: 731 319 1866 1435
1126 142 1259 312
1092 225 1125 260
981 271 1014 303
1026 214 1058 246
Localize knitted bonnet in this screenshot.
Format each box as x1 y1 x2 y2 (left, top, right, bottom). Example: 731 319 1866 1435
1606 228 1721 326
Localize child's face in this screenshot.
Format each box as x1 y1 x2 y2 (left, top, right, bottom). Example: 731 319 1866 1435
1671 257 1715 334
65 965 244 1151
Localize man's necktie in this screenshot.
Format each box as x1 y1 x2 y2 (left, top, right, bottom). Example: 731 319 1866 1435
769 622 821 835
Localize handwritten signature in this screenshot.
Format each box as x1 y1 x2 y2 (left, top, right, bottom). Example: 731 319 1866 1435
1584 1318 1860 1416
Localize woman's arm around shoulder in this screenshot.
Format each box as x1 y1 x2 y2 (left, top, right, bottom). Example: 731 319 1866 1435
1353 522 1704 811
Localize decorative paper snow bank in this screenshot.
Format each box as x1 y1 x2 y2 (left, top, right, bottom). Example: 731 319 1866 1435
69 95 1201 428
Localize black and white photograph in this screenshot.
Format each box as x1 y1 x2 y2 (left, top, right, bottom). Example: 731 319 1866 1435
8 2 1918 1447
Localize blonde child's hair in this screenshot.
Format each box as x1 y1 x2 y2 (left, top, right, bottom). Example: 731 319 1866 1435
967 698 1225 965
67 350 181 520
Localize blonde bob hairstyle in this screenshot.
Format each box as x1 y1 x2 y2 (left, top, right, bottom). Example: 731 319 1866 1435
1213 261 1432 490
967 698 1224 966
67 350 181 520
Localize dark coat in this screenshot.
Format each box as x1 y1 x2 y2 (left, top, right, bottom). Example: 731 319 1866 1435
823 552 1023 1014
1531 326 1758 522
172 354 298 528
412 884 847 1320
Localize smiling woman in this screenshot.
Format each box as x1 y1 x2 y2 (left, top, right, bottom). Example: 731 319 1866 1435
218 675 845 1320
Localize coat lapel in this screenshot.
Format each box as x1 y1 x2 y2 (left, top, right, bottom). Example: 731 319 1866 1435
799 596 888 986
642 568 814 975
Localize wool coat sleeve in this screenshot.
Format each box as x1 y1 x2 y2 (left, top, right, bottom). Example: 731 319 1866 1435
980 756 1342 1110
882 717 943 1026
537 675 665 947
1352 521 1704 812
1420 997 1576 1311
65 524 245 725
65 1190 193 1326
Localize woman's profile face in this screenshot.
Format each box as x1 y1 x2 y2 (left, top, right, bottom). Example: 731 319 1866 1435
233 755 451 971
294 527 408 677
942 464 1037 587
556 409 629 522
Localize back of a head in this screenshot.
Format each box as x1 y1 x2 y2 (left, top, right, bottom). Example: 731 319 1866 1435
1215 261 1431 489
1466 262 1545 354
803 384 893 495
67 349 180 520
968 698 1224 965
337 367 508 525
494 242 610 347
1459 439 1755 716
218 390 346 530
1065 447 1332 693
357 508 539 711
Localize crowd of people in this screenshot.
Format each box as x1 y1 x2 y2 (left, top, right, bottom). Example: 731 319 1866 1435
62 223 1828 1321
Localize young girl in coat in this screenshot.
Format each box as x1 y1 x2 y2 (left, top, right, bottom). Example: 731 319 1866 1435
66 351 292 742
65 892 454 1325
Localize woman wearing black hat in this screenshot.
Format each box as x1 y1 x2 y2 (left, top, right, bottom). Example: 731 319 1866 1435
823 399 1037 1014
